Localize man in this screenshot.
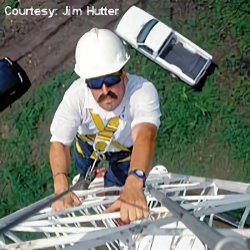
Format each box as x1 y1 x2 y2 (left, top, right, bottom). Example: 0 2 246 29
50 28 161 223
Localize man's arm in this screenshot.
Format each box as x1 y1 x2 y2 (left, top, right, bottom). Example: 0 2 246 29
105 122 157 222
50 142 80 211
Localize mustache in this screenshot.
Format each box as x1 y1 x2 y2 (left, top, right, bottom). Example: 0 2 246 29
98 91 118 103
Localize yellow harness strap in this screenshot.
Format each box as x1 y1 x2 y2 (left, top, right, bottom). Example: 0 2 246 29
89 111 105 131
75 109 130 160
90 109 119 156
75 140 84 158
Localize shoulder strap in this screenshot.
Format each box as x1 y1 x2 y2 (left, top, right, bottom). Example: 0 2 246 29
75 109 130 158
89 109 105 131
89 109 120 154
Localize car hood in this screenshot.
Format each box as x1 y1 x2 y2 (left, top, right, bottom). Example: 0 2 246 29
116 6 172 53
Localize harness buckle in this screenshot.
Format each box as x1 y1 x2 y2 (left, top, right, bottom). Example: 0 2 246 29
93 134 113 155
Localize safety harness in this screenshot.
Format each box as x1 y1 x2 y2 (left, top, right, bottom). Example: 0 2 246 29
76 109 131 161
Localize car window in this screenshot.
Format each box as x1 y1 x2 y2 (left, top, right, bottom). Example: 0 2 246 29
138 45 153 55
159 37 176 56
137 19 158 44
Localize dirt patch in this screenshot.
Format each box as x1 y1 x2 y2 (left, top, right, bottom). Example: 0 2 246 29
0 0 140 87
0 0 193 90
0 0 143 162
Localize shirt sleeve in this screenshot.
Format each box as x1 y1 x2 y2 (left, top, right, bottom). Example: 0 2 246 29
50 88 83 146
130 81 161 129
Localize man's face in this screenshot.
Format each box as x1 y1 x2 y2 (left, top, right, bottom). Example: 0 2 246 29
89 72 126 111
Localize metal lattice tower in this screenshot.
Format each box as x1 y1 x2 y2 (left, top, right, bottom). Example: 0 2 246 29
0 165 250 250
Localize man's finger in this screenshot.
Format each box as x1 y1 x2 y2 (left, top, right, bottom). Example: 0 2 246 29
52 201 64 212
135 207 143 220
128 206 137 222
72 193 81 206
119 218 131 225
120 202 130 223
104 200 121 213
143 206 149 219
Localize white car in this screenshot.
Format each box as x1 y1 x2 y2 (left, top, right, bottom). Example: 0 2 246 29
115 6 212 86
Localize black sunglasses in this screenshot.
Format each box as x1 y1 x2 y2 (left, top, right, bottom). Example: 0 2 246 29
86 71 123 89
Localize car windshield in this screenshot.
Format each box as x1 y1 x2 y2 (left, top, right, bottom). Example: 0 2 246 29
137 19 158 43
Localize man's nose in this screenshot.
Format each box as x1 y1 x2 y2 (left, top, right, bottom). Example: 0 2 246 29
101 83 109 94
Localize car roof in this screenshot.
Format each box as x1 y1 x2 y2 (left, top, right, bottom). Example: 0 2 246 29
144 21 172 53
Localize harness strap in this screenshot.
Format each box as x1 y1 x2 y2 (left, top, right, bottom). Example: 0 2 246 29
117 155 131 163
89 110 105 131
76 140 84 158
111 140 130 152
77 134 130 152
75 109 131 160
90 109 118 155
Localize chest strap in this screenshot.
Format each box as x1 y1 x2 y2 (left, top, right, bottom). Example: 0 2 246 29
76 109 130 160
90 109 119 155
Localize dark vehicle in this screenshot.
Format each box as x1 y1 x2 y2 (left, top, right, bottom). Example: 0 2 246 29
0 57 31 111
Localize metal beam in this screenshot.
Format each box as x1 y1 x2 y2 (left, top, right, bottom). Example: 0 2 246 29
147 185 249 250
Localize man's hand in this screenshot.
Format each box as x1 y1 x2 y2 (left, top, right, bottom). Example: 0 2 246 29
50 142 82 211
105 175 149 223
105 123 157 223
51 191 81 211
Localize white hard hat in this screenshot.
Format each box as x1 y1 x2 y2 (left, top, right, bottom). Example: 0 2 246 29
74 28 130 79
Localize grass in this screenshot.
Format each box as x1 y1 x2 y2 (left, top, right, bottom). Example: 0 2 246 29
0 0 19 15
126 49 249 182
0 0 249 218
0 71 78 217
